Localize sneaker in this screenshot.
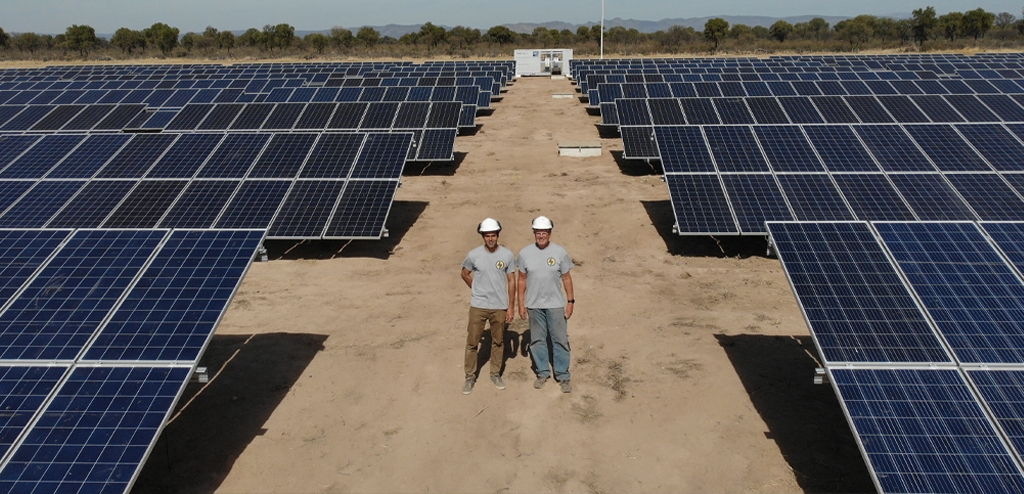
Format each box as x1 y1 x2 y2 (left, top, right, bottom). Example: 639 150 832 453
491 375 506 390
462 377 475 395
560 380 572 393
534 376 548 389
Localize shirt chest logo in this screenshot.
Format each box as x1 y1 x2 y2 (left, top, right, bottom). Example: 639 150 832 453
495 260 506 270
547 257 556 266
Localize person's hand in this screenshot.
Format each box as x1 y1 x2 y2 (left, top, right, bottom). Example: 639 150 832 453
519 306 527 320
505 308 515 323
565 303 574 320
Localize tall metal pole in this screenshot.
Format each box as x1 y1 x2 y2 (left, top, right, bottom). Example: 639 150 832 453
600 0 604 59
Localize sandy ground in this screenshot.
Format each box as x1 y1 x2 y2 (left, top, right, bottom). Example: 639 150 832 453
130 76 877 493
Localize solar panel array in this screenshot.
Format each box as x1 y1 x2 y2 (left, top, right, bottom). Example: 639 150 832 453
768 221 1024 494
0 228 263 494
573 54 1024 235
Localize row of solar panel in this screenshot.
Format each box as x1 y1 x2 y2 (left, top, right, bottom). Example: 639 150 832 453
591 77 1024 108
610 94 1024 137
0 83 483 108
578 69 954 93
646 123 1024 173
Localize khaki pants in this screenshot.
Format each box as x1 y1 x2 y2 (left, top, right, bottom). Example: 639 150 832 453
465 307 505 377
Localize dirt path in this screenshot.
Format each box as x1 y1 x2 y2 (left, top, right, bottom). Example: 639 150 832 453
133 76 874 493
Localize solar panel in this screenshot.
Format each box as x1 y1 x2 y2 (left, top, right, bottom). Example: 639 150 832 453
0 105 54 131
393 102 430 128
754 126 824 172
45 134 130 179
616 99 652 126
324 180 399 239
93 104 145 130
0 136 42 170
977 94 1024 121
82 229 264 362
888 174 977 221
164 104 213 131
981 222 1024 274
876 222 1024 364
0 181 85 228
967 369 1024 468
713 98 754 125
0 366 67 460
647 98 686 125
158 180 240 228
0 135 84 179
911 95 965 122
426 101 461 128
268 180 346 238
146 133 223 179
0 229 72 304
360 102 400 129
261 102 303 130
777 97 822 123
721 174 792 233
350 133 412 179
812 96 859 123
29 104 84 130
805 126 880 172
665 174 737 234
416 128 457 161
845 96 894 123
214 180 291 229
958 124 1024 171
196 133 270 178
680 98 720 125
102 180 189 228
704 126 769 172
229 102 275 130
0 229 166 360
197 103 244 130
944 174 1024 221
620 126 658 160
832 174 917 220
0 366 191 494
904 125 991 171
655 127 715 173
46 180 136 228
855 125 936 172
97 134 177 179
876 95 930 123
946 95 1000 122
247 133 318 179
829 368 1024 494
775 174 854 221
301 133 364 178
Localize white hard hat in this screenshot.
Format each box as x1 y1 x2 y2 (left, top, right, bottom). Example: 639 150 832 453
531 216 553 230
478 218 502 233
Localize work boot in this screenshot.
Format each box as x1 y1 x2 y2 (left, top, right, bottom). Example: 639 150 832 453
560 380 572 393
462 376 475 395
534 376 548 389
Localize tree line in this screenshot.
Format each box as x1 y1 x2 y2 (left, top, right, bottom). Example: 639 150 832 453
0 6 1021 61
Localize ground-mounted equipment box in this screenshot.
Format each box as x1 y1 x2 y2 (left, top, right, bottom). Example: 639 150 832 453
514 49 573 77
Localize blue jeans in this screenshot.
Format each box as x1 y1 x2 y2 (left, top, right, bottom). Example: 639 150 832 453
528 308 570 381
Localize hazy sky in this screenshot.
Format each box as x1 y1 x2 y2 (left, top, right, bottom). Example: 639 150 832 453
5 0 1022 34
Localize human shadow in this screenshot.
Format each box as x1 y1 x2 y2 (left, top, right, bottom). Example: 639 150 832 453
131 332 329 494
470 326 530 377
715 334 875 494
611 150 661 176
402 153 465 176
640 200 769 258
264 201 428 260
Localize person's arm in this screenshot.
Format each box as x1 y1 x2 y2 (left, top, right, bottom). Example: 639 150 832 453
505 272 516 323
461 267 473 288
562 272 574 320
517 270 528 320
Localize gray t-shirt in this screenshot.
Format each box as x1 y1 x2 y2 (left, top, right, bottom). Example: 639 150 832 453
518 242 573 309
462 245 516 309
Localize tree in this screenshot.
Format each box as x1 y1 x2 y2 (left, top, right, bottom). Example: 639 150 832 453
730 24 753 41
111 27 145 55
272 23 295 50
704 18 729 50
65 24 98 57
305 33 329 54
875 17 898 43
448 26 480 49
218 31 235 54
938 12 963 41
356 27 379 47
912 6 937 47
180 32 202 52
835 17 873 47
330 27 353 50
808 17 830 40
417 22 447 48
239 28 263 48
751 26 770 39
0 28 9 49
895 18 914 44
769 20 793 42
996 12 1017 29
144 22 179 55
12 32 42 54
962 8 995 40
576 26 591 41
485 25 515 44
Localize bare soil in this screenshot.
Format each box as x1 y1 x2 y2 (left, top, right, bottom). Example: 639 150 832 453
129 76 876 493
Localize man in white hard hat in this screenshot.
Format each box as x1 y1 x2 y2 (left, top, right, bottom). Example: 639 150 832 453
517 216 575 393
460 218 517 394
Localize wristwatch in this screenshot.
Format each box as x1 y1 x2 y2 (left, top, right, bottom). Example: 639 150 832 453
567 299 575 304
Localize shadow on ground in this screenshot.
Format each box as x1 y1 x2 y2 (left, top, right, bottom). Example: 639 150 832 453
403 153 465 176
716 334 875 494
263 200 428 260
132 332 328 494
641 200 768 258
611 150 661 176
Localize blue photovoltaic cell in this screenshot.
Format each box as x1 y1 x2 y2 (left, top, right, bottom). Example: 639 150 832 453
876 95 930 123
0 366 190 494
45 134 131 179
0 135 84 179
301 133 364 179
911 95 965 123
0 105 54 131
196 133 270 179
703 126 769 172
0 229 166 360
754 126 824 172
197 103 243 130
0 136 42 170
214 180 291 229
350 133 412 179
833 174 917 221
324 180 399 238
620 126 658 159
83 230 264 362
981 222 1024 274
888 174 978 221
714 98 755 125
102 180 189 228
946 95 1000 122
665 174 737 234
261 103 304 130
904 125 991 172
247 133 318 179
158 180 240 228
616 99 652 126
746 97 791 124
359 102 400 129
268 180 347 238
945 174 1024 221
0 229 72 304
647 99 686 125
0 182 36 216
775 174 855 221
812 96 859 123
416 128 456 161
845 96 894 123
655 126 715 173
958 124 1024 172
294 103 336 129
0 366 67 460
0 181 84 228
393 102 430 128
805 126 880 172
767 222 948 363
721 174 792 233
94 104 146 130
977 94 1024 121
229 103 274 130
146 133 223 179
46 180 137 228
831 368 1024 494
97 134 177 179
968 370 1024 465
61 105 114 130
877 222 1024 364
164 104 213 131
328 102 366 129
778 97 823 124
679 98 720 125
854 125 936 172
